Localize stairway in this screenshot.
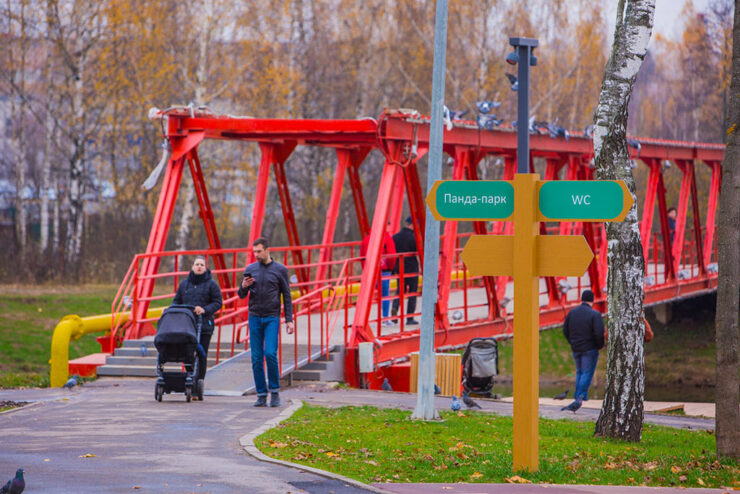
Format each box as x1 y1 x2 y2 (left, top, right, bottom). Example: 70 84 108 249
96 337 246 378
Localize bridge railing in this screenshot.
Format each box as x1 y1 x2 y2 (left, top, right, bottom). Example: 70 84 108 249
109 225 718 370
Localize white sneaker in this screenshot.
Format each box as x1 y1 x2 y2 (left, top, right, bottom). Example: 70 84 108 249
382 320 394 326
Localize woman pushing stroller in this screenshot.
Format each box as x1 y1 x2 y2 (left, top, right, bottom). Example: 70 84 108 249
172 255 222 396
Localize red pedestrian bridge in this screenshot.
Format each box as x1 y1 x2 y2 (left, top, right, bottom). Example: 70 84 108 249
52 108 723 389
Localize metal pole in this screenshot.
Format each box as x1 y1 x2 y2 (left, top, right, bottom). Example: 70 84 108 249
412 0 447 421
511 37 538 174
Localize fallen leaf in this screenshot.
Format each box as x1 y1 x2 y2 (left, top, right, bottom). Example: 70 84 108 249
505 475 531 484
44 459 50 462
697 478 705 486
79 453 96 458
671 466 682 474
132 487 141 490
269 441 287 448
471 472 483 479
325 452 339 457
457 411 465 417
365 460 378 466
678 475 688 482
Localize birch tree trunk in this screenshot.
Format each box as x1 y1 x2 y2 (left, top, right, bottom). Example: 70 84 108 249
714 0 740 460
41 44 54 254
9 0 29 261
65 40 87 266
592 0 654 442
175 0 212 259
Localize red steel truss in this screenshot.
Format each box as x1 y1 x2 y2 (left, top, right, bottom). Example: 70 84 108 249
116 107 723 388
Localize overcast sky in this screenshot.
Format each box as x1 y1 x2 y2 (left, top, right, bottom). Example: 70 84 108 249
605 0 712 43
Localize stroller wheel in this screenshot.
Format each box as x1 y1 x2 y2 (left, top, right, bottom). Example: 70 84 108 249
185 387 192 402
155 383 163 402
197 379 204 401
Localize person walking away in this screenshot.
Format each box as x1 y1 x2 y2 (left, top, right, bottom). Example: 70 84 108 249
562 289 605 409
667 206 677 245
172 255 223 398
391 216 420 325
360 223 396 326
238 238 294 407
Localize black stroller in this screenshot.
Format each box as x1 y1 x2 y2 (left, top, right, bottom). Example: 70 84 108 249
153 305 205 402
461 337 499 397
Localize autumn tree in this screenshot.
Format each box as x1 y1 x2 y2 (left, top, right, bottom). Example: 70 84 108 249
593 0 655 442
714 0 740 460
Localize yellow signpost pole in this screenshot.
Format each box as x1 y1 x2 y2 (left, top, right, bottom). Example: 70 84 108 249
511 173 541 471
431 176 632 472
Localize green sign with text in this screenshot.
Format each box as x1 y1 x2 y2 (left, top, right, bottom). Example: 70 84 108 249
538 180 630 221
426 180 514 220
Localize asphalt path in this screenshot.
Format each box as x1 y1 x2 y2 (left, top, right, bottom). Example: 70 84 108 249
0 378 720 494
0 379 373 494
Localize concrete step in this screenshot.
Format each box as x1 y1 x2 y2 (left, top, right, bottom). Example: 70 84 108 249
114 347 241 359
121 339 242 351
291 369 326 381
97 365 159 377
105 356 221 367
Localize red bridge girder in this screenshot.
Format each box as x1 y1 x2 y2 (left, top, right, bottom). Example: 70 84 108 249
120 107 723 388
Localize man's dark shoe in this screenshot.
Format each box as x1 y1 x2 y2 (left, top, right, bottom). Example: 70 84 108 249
253 396 267 407
270 392 281 407
406 318 420 325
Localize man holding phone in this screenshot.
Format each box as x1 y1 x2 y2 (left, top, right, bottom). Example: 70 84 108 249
238 237 294 407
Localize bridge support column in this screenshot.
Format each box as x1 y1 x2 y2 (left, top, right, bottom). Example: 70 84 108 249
651 302 673 325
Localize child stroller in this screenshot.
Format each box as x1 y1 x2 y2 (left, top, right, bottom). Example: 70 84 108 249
461 337 499 397
153 305 204 402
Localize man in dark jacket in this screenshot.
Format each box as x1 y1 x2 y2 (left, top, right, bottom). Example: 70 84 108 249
391 216 420 325
173 256 223 388
562 289 605 407
238 238 294 408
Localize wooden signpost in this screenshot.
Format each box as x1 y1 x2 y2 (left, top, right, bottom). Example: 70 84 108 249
426 174 633 472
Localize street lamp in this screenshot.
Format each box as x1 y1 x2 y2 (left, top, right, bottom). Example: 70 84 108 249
507 37 538 174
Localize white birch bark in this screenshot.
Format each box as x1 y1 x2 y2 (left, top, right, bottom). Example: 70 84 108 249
40 41 54 253
175 0 212 259
9 0 29 259
592 0 655 442
714 0 740 460
65 35 87 264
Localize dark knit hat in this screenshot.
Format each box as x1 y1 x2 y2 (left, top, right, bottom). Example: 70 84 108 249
581 289 594 302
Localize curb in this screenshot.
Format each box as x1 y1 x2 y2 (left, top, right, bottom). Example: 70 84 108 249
239 399 389 494
0 400 43 416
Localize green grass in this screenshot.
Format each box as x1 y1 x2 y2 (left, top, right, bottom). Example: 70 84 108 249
257 404 739 488
0 285 119 388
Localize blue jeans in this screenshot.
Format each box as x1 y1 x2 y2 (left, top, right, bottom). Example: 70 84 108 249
381 271 391 317
573 349 599 401
249 315 280 397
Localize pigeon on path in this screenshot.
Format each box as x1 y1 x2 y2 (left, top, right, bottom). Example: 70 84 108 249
1 468 25 494
450 396 462 411
140 342 148 357
381 378 393 392
561 400 582 413
462 390 482 409
553 389 569 400
434 384 442 395
63 375 78 390
475 100 501 115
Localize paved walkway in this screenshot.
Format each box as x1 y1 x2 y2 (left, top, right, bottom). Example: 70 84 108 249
0 379 722 493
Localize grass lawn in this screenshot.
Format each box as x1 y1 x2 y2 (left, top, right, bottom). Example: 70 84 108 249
256 404 739 488
0 285 119 388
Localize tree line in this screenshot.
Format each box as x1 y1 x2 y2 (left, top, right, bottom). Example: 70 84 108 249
0 0 732 282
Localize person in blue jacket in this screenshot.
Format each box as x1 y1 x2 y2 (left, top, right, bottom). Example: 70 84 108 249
173 256 223 394
238 238 294 408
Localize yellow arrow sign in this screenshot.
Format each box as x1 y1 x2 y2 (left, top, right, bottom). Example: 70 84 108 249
461 235 594 277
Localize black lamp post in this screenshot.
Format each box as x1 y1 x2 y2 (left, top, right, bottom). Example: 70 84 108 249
507 37 538 174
